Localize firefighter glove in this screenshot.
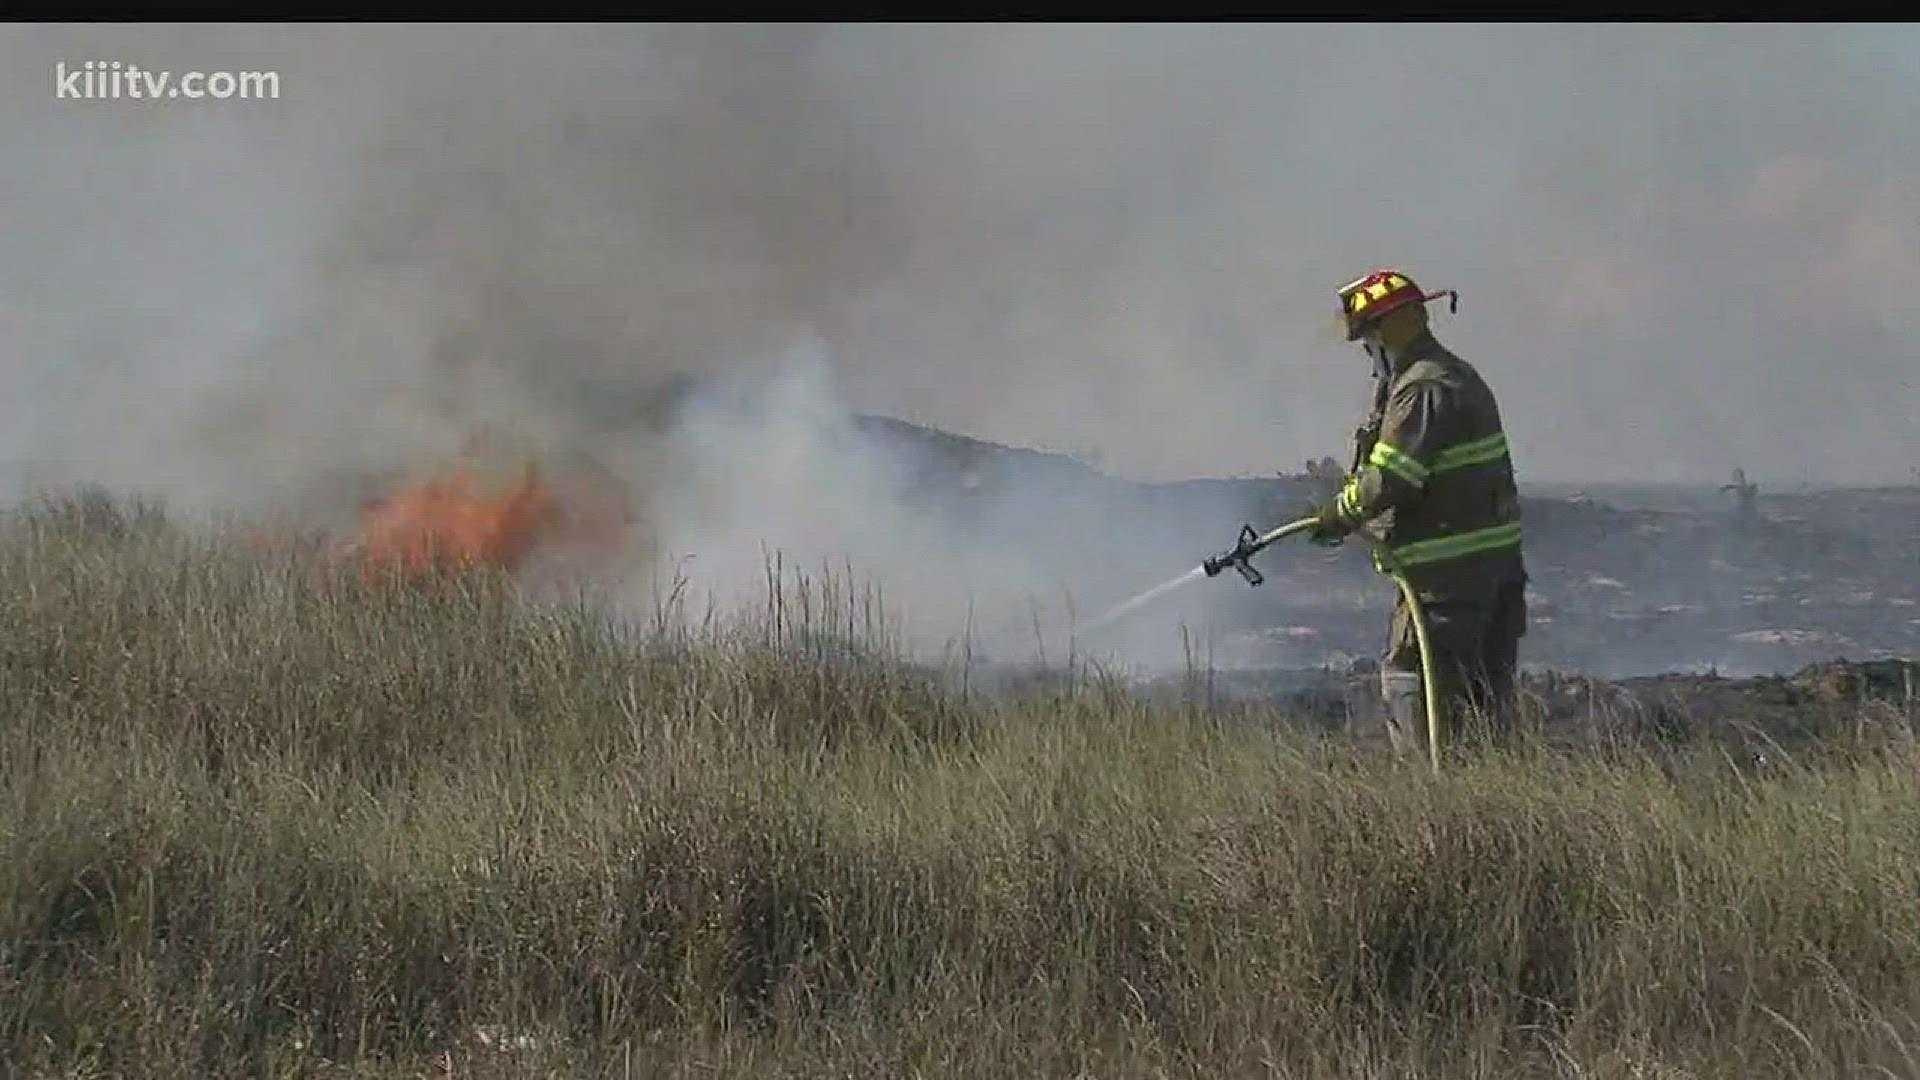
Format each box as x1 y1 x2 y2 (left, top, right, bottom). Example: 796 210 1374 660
1306 500 1354 547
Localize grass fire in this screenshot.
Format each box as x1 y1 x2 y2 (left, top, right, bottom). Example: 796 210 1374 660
348 461 564 575
317 436 638 585
7 21 1920 1080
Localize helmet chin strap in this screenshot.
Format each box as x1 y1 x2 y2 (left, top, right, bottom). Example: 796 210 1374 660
1363 337 1392 383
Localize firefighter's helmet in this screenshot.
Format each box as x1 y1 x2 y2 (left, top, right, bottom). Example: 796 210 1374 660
1337 269 1458 341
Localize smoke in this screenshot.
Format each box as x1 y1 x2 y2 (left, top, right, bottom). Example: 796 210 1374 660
2 24 1916 666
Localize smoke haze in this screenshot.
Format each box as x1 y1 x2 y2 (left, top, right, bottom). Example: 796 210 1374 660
2 24 1917 662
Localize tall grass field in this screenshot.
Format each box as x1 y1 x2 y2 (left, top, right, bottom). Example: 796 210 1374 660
4 493 1919 1078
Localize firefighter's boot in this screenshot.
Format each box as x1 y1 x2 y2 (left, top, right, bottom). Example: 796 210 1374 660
1380 666 1429 759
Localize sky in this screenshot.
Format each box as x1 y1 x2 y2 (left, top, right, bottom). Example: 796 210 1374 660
1 23 1916 503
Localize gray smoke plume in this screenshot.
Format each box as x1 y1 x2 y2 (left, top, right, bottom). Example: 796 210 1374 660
2 24 1916 665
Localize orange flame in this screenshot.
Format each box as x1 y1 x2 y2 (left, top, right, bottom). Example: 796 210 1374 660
350 461 568 578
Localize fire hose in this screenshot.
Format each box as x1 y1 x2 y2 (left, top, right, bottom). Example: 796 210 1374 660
1203 517 1444 774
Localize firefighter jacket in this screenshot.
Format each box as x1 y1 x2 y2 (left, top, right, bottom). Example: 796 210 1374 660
1331 331 1524 580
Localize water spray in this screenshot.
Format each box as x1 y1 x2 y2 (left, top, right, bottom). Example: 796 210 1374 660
1075 565 1208 635
1074 516 1318 636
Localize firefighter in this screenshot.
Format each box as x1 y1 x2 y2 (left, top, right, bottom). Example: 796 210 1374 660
1305 269 1528 755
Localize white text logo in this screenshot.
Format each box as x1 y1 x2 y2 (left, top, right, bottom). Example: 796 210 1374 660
55 62 282 101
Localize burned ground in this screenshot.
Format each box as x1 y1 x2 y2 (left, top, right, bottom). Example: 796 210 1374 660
839 417 1920 756
847 416 1920 680
1113 657 1920 764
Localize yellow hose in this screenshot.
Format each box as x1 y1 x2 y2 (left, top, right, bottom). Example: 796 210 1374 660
1387 569 1443 774
1256 518 1446 771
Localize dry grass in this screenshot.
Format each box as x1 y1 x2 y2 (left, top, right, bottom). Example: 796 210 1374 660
3 492 1920 1079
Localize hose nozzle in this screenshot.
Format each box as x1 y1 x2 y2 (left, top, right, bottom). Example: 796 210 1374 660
1202 523 1267 586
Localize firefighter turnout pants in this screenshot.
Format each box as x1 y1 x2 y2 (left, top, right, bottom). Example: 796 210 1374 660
1379 568 1528 755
